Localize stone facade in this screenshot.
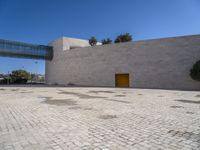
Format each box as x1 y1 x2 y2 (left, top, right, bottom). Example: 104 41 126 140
46 35 200 90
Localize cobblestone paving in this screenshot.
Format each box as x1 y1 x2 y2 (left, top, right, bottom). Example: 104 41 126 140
0 87 200 150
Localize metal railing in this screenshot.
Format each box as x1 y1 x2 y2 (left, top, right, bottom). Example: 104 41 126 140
0 39 53 60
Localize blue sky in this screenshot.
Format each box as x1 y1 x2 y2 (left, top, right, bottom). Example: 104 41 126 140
0 0 200 74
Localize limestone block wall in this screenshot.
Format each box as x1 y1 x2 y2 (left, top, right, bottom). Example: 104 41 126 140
46 35 200 90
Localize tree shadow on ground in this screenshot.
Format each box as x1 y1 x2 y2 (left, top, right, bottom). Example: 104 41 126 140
40 96 77 106
59 91 107 99
175 99 200 104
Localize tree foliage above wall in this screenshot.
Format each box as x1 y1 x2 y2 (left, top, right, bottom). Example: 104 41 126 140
102 38 112 45
114 33 132 43
89 37 97 46
190 60 200 81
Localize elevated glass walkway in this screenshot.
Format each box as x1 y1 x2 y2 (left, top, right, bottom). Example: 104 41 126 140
0 39 53 60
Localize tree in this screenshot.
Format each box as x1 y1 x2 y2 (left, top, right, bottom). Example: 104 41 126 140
114 33 132 43
10 69 31 84
102 38 112 45
190 60 200 81
89 37 97 46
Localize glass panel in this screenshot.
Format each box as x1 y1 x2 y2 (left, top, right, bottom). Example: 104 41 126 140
0 39 53 60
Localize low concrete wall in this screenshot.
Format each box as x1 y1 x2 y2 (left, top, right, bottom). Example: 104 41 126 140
46 35 200 90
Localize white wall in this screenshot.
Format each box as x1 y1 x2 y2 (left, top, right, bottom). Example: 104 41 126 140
46 35 200 90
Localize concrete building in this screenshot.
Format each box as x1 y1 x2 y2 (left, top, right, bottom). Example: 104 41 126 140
46 35 200 90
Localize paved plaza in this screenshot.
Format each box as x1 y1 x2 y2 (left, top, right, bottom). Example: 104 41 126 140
0 86 199 150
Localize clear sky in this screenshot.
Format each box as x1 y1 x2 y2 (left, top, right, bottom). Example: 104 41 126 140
0 0 200 74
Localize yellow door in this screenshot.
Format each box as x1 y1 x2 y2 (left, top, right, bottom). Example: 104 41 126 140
115 74 129 88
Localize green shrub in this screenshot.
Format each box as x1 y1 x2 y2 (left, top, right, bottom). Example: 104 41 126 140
10 69 30 84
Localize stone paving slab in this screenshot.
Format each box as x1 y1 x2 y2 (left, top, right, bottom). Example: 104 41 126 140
0 87 199 150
